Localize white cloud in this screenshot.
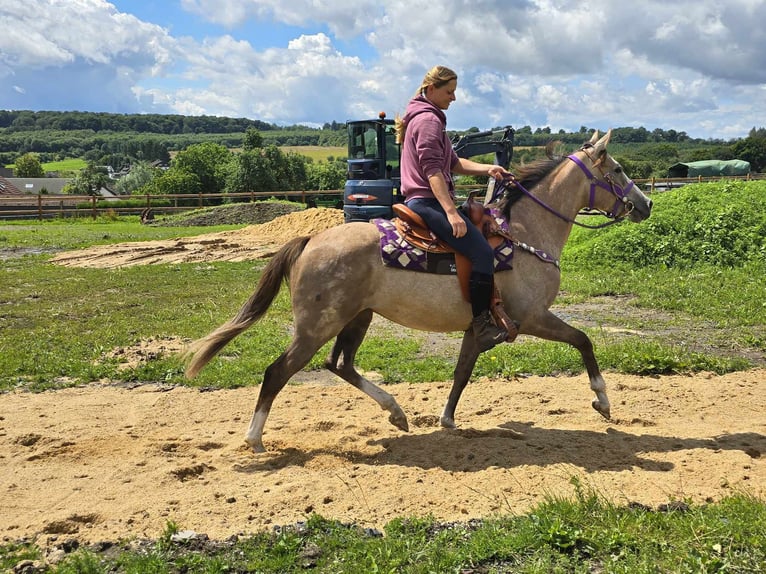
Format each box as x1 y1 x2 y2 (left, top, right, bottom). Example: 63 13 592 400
180 0 383 38
1 0 764 138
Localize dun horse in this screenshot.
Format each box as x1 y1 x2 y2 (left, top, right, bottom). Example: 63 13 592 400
185 130 653 453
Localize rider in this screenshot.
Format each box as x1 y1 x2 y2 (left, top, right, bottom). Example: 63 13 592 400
396 65 511 352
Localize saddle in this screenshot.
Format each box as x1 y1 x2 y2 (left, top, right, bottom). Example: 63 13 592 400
392 194 519 343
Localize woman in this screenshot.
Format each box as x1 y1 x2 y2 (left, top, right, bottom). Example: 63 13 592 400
396 65 511 352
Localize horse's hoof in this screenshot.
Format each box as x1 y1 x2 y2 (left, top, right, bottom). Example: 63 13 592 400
440 416 456 429
246 438 266 453
591 399 611 420
389 412 409 432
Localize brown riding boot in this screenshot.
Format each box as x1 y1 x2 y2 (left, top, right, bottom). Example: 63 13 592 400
472 309 508 352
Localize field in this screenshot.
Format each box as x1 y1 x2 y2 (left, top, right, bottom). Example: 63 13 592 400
41 158 87 173
1 181 765 571
283 145 346 161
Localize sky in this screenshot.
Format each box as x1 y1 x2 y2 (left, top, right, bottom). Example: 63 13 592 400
1 0 765 141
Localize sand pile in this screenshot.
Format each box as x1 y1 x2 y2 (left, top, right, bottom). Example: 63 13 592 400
51 208 346 268
244 208 345 244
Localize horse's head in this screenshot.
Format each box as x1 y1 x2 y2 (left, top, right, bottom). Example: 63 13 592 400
571 129 653 223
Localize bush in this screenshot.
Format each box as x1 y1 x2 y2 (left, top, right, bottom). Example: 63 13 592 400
563 180 766 269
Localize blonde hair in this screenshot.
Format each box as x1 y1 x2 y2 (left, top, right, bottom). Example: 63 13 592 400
395 65 458 144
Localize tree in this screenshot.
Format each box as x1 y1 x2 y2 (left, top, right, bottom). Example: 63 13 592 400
63 162 112 195
14 152 45 177
115 161 158 195
731 134 766 172
172 142 232 193
243 127 264 151
306 160 346 191
225 150 274 194
146 167 202 196
225 146 311 194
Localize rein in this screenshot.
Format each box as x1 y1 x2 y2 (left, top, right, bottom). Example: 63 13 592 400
494 146 636 230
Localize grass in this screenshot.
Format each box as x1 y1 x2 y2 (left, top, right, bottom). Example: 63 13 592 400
1 249 758 392
0 216 243 251
42 158 88 174
3 491 765 572
283 145 346 162
5 157 87 175
1 183 764 392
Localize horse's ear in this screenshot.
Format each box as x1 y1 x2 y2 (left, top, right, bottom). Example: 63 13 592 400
594 129 612 152
589 130 600 144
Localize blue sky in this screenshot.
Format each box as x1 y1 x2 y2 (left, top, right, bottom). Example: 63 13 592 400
1 0 765 140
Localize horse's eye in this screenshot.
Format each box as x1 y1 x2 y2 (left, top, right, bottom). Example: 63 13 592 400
614 167 622 174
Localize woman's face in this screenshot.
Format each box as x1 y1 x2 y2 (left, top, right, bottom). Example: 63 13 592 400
426 79 457 110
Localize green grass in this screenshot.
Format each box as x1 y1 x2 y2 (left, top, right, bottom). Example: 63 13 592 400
2 180 765 391
4 492 765 572
5 157 87 175
1 249 757 392
0 217 244 251
283 145 346 162
42 158 87 173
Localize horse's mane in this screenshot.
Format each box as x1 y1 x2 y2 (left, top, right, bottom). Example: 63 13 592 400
495 141 568 220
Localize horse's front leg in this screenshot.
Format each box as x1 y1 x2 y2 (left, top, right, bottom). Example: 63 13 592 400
525 310 611 419
440 330 480 428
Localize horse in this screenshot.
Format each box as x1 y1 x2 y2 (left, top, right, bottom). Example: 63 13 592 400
184 129 653 453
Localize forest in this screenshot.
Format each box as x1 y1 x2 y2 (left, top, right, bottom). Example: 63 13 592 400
2 110 766 196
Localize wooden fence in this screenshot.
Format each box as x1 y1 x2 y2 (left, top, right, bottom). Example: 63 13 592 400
0 190 334 221
0 173 763 221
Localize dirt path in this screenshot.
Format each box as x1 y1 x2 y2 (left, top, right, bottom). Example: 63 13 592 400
2 370 765 544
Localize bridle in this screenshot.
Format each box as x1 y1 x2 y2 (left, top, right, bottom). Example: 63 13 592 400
495 143 637 229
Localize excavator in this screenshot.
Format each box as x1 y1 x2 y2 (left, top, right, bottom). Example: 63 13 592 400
343 112 514 222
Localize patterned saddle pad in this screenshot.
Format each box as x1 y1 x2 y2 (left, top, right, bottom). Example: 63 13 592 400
373 210 514 275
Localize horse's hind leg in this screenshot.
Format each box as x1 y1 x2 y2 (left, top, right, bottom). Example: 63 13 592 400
440 331 480 428
325 310 409 432
246 336 326 452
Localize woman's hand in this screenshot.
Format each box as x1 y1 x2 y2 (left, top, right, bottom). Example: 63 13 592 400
447 210 467 237
488 165 511 180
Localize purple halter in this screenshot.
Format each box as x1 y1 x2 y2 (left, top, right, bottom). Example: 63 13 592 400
566 153 635 219
490 147 636 229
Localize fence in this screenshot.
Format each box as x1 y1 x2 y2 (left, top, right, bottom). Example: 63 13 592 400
0 190 339 221
641 172 764 192
1 173 764 221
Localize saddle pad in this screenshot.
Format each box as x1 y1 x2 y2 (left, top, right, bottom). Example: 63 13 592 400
373 214 514 274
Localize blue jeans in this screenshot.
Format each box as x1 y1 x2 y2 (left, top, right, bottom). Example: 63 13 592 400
405 197 495 276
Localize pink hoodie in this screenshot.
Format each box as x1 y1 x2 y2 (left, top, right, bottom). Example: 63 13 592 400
400 95 459 201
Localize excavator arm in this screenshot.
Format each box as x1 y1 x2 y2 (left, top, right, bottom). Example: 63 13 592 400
451 126 514 169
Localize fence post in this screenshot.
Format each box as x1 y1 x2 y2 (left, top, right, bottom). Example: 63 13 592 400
91 195 97 219
37 194 43 221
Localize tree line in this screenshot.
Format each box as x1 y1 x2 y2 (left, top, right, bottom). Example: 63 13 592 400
4 111 766 187
35 128 349 198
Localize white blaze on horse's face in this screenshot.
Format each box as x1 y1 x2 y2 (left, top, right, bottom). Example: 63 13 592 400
588 129 653 222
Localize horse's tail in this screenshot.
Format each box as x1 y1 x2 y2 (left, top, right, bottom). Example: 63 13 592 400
184 236 311 378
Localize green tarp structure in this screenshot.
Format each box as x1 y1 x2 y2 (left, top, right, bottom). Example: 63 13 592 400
667 159 751 178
